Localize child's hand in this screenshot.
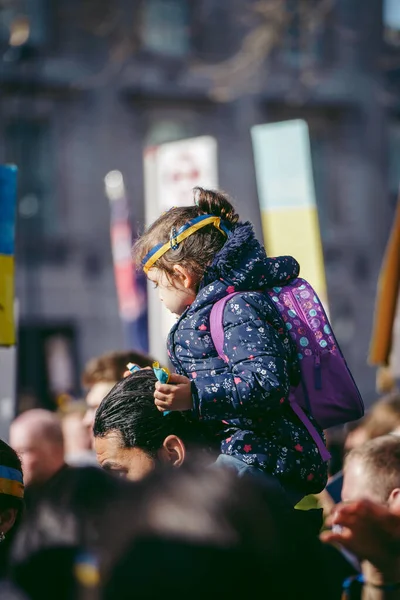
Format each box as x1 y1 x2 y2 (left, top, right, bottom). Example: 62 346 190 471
154 373 193 412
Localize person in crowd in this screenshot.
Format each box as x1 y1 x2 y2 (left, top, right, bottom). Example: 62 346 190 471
322 499 400 599
362 392 400 441
6 466 138 600
10 409 66 490
345 417 370 453
7 456 329 600
0 440 24 578
324 394 400 509
95 370 323 544
93 370 217 481
344 392 400 455
82 349 155 432
324 435 400 598
132 187 327 499
103 460 329 600
60 401 97 467
342 434 400 511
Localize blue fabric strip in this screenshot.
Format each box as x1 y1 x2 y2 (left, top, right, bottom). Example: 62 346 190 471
0 465 23 483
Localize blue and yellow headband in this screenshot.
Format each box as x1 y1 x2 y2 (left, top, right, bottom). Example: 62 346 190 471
142 214 230 274
0 465 24 499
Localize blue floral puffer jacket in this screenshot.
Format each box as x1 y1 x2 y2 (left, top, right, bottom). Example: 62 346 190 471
167 222 328 494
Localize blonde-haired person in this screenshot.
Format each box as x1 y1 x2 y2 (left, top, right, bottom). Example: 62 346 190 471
323 436 400 599
343 391 400 456
133 187 328 501
82 349 155 433
362 392 400 441
320 394 400 513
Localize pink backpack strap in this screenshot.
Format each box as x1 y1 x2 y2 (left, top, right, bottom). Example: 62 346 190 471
290 402 331 462
209 292 240 362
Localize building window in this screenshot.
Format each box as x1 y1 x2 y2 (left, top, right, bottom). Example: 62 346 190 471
384 0 400 45
384 0 400 31
17 323 79 411
192 1 235 62
4 119 57 239
141 0 190 57
279 0 334 67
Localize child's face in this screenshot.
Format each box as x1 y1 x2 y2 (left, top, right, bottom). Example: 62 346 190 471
147 267 196 316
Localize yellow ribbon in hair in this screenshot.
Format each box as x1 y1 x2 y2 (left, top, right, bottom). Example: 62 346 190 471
143 216 226 274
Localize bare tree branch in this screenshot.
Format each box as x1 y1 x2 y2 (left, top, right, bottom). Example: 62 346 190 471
192 0 336 102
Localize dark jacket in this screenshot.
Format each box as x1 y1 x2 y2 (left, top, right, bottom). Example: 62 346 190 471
167 222 327 494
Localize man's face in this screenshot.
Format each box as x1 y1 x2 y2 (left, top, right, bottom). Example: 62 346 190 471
10 426 63 486
342 457 382 504
83 382 116 433
94 433 157 481
343 455 400 521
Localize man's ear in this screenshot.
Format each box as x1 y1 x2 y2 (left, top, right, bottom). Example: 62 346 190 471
173 265 196 290
0 507 18 536
158 435 186 468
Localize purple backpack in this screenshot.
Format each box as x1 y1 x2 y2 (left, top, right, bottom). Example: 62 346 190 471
210 279 364 462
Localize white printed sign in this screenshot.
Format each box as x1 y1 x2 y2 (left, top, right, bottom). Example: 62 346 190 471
143 136 218 362
0 346 16 441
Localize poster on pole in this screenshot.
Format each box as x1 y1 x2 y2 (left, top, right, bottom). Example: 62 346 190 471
143 136 218 362
251 120 328 308
0 346 16 440
105 170 148 352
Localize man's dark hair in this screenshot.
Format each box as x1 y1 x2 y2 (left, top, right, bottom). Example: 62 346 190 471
93 370 211 456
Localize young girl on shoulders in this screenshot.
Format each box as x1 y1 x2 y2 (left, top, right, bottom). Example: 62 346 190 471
133 188 327 497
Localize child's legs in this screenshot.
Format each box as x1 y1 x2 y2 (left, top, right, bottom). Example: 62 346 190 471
213 454 303 505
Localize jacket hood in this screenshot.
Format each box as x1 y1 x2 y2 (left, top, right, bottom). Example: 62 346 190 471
200 222 300 292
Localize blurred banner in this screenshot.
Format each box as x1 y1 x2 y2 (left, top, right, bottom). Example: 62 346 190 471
0 165 17 439
0 164 17 346
105 170 148 353
369 196 400 389
251 120 328 307
143 136 218 362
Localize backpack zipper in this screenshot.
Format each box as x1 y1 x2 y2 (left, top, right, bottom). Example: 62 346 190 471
289 289 323 392
314 354 322 390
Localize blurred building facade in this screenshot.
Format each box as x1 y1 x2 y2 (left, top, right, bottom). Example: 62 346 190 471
0 0 398 409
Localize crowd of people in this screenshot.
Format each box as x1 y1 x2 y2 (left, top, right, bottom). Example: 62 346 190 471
0 188 399 599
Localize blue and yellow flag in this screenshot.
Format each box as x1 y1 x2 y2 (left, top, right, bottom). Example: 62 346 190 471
251 120 328 309
0 165 17 346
